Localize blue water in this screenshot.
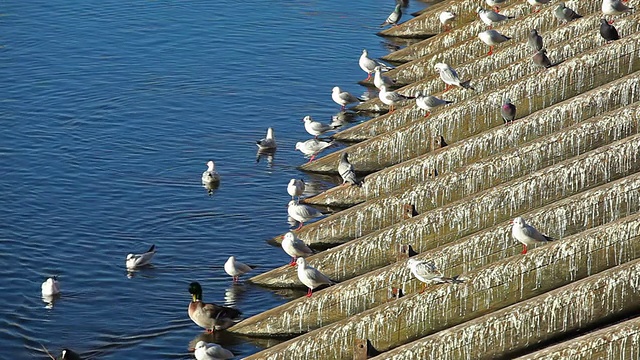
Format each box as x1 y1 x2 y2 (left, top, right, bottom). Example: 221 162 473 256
0 0 425 358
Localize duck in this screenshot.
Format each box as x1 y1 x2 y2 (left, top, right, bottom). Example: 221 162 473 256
201 161 220 185
125 244 156 270
57 348 82 360
188 282 242 332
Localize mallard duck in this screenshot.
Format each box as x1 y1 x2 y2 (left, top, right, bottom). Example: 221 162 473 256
194 340 234 360
57 348 82 360
188 282 241 333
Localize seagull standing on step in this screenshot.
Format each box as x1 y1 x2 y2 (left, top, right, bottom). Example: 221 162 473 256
435 63 474 91
478 29 511 55
477 7 514 28
302 115 338 139
296 257 334 297
528 0 550 13
379 85 415 113
331 86 362 110
511 216 555 254
295 139 333 162
282 232 314 266
287 200 324 230
407 259 463 293
224 256 254 283
602 0 633 21
373 66 396 90
439 11 456 32
381 4 402 28
415 93 453 117
359 49 393 81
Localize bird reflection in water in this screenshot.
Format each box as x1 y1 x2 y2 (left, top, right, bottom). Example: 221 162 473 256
255 148 276 167
224 283 249 307
42 294 60 309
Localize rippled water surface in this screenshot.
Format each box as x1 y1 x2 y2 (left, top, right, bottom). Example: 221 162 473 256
0 0 426 358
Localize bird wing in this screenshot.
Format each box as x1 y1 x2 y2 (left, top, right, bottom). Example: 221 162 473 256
440 67 461 85
413 261 440 280
305 266 333 286
309 121 331 133
202 303 242 320
204 344 234 359
295 204 323 219
522 224 552 242
293 239 314 255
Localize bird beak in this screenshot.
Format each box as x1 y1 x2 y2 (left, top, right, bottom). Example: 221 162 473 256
192 294 197 302
509 220 514 224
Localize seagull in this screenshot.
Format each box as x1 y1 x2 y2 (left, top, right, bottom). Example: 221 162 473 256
379 85 415 113
407 258 463 293
373 66 396 90
295 139 334 162
439 11 456 32
338 152 360 186
477 7 514 28
57 349 82 360
359 49 393 81
532 48 553 69
486 0 507 12
296 257 334 297
287 178 305 203
528 0 550 13
415 93 453 117
554 2 583 24
478 29 511 55
511 216 555 254
302 115 338 139
256 127 277 151
282 232 314 266
194 341 234 360
600 18 621 42
126 244 156 270
331 86 362 110
527 29 544 52
434 63 474 91
224 256 255 283
188 282 242 332
41 276 60 297
602 0 633 21
201 161 220 185
287 200 323 230
501 97 516 125
381 4 402 28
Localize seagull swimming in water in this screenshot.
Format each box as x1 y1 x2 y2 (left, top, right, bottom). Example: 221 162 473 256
126 244 156 270
194 341 234 360
511 216 555 254
256 127 277 151
296 257 335 297
201 161 220 186
41 276 60 297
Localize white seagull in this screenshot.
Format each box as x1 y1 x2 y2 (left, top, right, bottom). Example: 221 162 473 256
331 86 362 110
302 115 337 139
511 216 555 254
295 139 334 162
486 0 507 12
224 256 255 283
407 258 462 293
287 200 323 230
287 178 305 203
359 49 393 81
379 85 415 113
373 66 396 90
296 257 334 297
477 7 514 28
201 160 220 185
41 276 60 297
528 0 550 13
415 93 453 117
126 244 156 270
602 0 633 20
434 62 474 91
194 340 234 360
338 152 359 186
439 11 456 32
478 29 511 55
282 232 314 266
256 127 277 151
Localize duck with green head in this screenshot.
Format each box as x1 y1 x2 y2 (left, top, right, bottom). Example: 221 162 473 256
188 282 242 333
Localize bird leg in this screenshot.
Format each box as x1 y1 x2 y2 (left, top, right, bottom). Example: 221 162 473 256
418 283 427 294
289 258 297 266
493 6 500 13
206 328 215 334
521 244 528 255
444 84 452 92
424 111 431 117
533 6 540 13
365 73 372 81
306 288 313 297
296 222 304 230
487 46 494 56
389 105 395 113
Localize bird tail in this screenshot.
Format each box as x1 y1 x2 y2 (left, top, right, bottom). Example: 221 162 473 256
445 100 454 105
547 60 564 68
380 21 389 27
544 235 555 242
461 80 475 90
439 275 465 284
256 140 262 145
147 244 156 253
